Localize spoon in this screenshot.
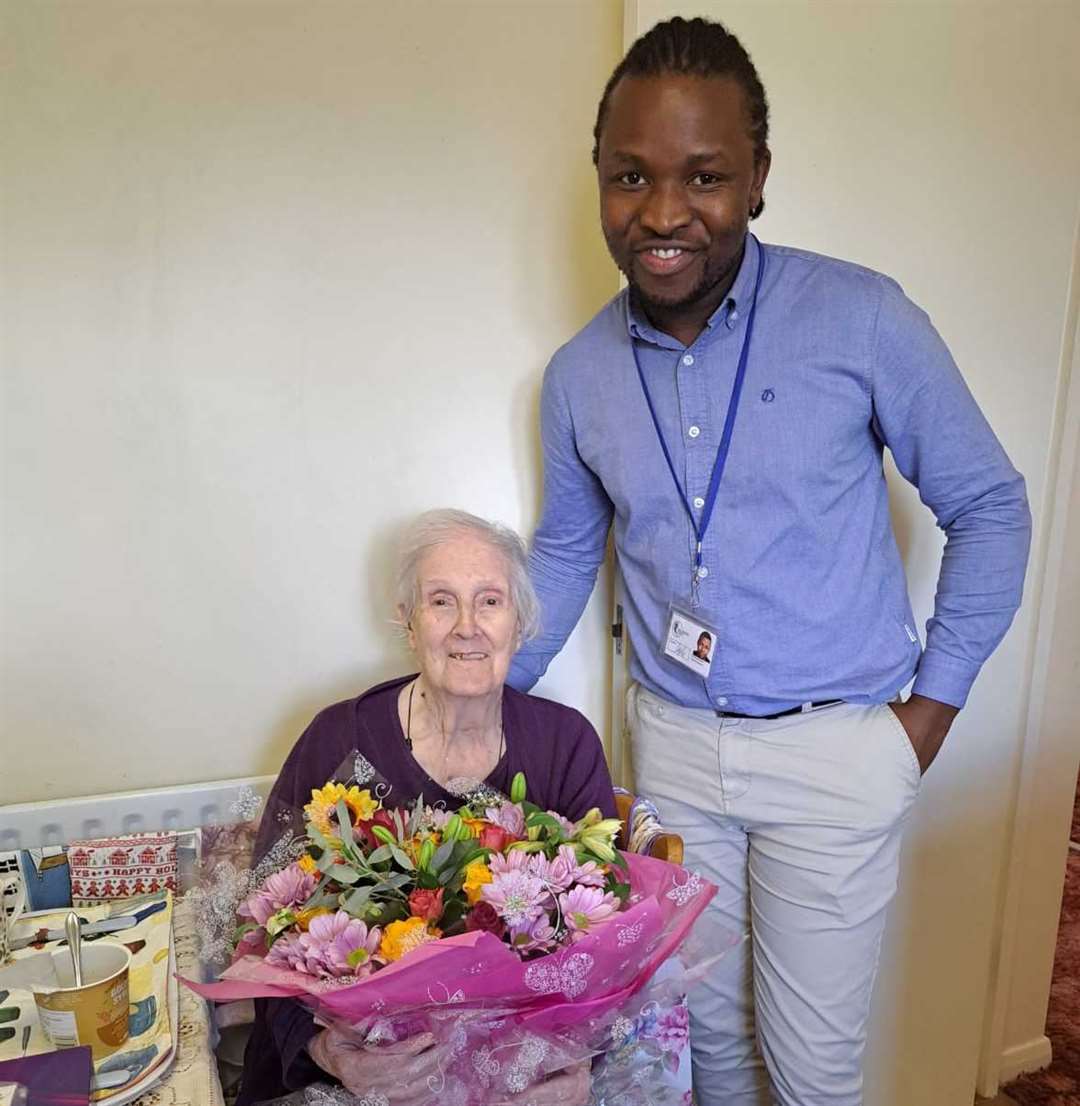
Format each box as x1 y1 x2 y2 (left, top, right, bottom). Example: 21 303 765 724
64 911 83 988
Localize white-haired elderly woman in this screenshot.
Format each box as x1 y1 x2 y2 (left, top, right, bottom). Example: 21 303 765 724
238 509 614 1106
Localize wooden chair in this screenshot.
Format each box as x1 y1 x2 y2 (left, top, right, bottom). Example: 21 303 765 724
615 790 684 866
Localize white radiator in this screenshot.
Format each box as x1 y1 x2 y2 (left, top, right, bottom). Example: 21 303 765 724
0 775 276 851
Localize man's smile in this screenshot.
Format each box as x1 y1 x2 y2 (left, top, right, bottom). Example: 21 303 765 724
635 246 698 276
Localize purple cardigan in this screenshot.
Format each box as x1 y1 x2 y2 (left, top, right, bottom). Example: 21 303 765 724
236 676 616 1105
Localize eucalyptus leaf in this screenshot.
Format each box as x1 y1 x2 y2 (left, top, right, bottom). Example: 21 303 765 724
431 840 455 870
306 824 335 852
389 845 416 871
341 886 373 914
367 845 393 865
336 798 353 839
326 864 361 884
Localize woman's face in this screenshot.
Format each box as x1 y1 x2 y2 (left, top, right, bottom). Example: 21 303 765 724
405 533 519 700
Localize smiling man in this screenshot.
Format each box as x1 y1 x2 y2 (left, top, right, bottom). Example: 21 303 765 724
507 16 1032 1106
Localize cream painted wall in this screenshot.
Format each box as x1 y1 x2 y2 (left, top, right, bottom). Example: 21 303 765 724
1 1 622 804
994 241 1079 1083
624 3 1080 1105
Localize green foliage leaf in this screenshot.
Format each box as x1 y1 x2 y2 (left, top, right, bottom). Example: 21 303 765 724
389 845 415 871
525 811 563 834
431 840 455 870
336 798 353 838
325 864 361 884
607 879 631 903
340 886 373 915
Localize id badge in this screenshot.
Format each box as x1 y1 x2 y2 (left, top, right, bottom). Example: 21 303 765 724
662 603 718 676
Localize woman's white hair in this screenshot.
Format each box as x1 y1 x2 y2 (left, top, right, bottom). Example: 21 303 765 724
396 509 540 641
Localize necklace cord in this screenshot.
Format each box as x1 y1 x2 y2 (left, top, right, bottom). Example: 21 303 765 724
404 678 505 784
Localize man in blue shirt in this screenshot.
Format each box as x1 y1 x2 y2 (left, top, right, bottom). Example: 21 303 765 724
508 16 1031 1106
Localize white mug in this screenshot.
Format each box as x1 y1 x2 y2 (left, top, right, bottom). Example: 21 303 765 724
0 873 27 965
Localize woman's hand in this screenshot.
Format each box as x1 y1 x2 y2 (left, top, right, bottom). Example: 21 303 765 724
504 1060 591 1106
308 1028 441 1106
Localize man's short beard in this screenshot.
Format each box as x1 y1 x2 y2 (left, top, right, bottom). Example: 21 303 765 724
626 249 743 321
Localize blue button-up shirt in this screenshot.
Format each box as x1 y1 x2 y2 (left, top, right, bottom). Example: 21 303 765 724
508 236 1031 713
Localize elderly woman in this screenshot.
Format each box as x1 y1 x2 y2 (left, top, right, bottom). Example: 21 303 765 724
237 509 614 1106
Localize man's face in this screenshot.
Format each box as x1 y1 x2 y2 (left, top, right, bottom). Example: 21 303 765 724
596 75 770 334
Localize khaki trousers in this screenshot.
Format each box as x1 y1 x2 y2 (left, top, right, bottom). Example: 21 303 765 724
628 685 921 1106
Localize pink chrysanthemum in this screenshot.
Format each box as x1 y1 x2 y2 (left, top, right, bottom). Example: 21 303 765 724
559 884 620 937
241 864 317 927
488 848 532 877
508 914 558 955
266 910 382 979
481 868 547 928
530 845 579 897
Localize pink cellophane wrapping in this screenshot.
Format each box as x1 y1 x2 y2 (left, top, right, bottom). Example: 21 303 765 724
184 852 721 1104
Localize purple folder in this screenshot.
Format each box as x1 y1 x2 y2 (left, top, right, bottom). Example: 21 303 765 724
0 1046 91 1106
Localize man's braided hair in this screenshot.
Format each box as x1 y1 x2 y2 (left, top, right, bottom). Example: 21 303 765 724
591 16 770 218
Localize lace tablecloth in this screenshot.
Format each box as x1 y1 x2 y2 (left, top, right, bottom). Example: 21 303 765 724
132 894 224 1106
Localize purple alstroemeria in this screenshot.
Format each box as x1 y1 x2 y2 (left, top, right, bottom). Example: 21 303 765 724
484 801 526 839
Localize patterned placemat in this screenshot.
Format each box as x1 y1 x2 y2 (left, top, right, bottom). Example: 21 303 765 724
0 891 174 1100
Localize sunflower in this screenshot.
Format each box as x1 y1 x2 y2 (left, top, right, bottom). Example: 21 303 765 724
305 783 380 839
297 853 319 876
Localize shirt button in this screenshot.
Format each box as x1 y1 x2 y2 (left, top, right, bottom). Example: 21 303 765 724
693 496 705 509
688 425 701 438
697 565 709 578
682 354 695 366
717 696 728 706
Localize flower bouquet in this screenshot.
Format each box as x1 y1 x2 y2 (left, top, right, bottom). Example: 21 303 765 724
185 759 728 1105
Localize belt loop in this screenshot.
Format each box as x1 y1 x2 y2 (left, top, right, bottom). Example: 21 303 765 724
800 701 814 713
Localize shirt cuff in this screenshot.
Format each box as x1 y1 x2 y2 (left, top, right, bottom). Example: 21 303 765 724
911 649 980 709
276 1003 326 1089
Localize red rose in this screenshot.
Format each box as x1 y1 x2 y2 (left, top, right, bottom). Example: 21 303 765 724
355 809 398 849
408 887 445 923
464 902 506 938
478 825 514 852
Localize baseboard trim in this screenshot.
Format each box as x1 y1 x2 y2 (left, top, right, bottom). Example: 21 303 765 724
999 1036 1053 1084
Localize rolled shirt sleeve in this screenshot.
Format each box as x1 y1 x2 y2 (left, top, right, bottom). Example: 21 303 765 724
871 279 1032 707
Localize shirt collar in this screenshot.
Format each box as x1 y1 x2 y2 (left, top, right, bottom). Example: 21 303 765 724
625 233 762 346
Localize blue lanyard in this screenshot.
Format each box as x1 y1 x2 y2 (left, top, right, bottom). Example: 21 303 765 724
631 243 766 581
